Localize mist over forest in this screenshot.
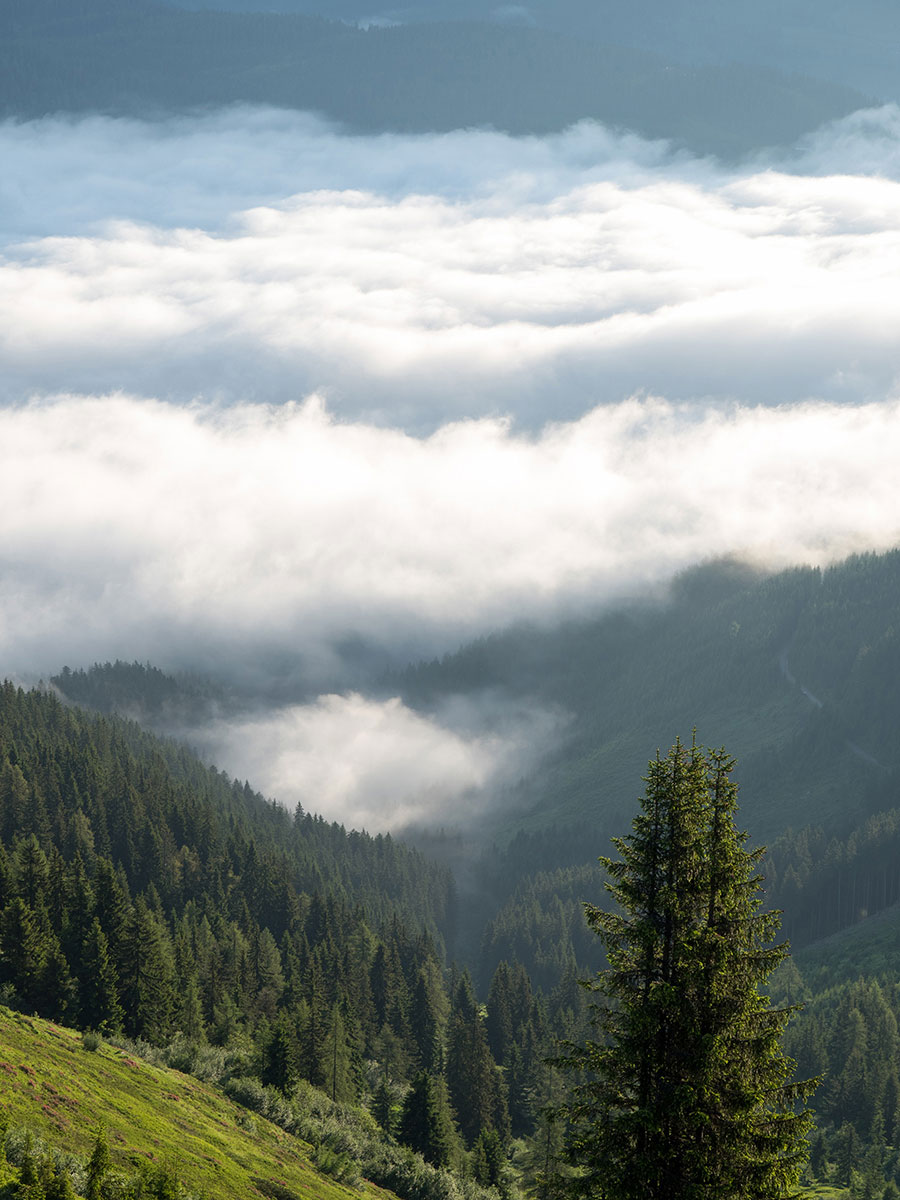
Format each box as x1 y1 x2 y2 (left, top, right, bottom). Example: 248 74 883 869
2 0 900 957
5 2 900 1195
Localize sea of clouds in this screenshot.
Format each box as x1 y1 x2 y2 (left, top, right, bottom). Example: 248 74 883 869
3 104 900 828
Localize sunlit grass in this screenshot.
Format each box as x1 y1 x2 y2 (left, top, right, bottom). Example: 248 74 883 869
0 1006 387 1200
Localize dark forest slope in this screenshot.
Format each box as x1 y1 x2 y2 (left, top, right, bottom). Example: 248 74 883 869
394 551 900 843
0 680 455 946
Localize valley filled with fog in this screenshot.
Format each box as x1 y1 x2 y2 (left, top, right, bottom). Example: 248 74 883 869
4 101 900 831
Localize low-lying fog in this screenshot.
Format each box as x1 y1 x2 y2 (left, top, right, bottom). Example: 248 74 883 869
4 105 900 830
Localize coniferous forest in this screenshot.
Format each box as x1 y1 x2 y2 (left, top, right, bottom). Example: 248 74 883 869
0 679 583 1200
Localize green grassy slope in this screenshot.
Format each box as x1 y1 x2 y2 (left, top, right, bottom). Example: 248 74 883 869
0 1006 381 1200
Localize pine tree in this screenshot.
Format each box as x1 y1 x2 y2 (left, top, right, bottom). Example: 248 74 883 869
486 962 514 1065
62 856 96 971
36 934 76 1022
85 1126 111 1200
834 1121 860 1187
297 954 328 1088
322 1001 356 1103
248 925 285 1017
177 973 206 1042
41 1159 76 1200
13 835 50 912
260 1014 298 1094
520 1069 570 1200
172 919 206 1040
0 898 47 1006
398 1072 454 1168
372 1075 397 1135
446 972 510 1147
472 1128 507 1194
0 761 31 843
17 1133 39 1196
92 858 128 961
118 899 175 1041
808 1131 826 1181
410 970 442 1073
563 739 816 1200
80 918 123 1034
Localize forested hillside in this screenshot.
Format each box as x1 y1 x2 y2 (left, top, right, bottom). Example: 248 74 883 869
0 0 865 157
395 551 900 842
0 682 583 1198
52 662 234 728
0 681 454 944
9 667 900 1192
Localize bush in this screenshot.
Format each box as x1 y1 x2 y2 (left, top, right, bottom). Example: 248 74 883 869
82 1032 102 1053
158 1037 228 1085
5 1129 47 1169
261 1092 295 1133
98 1172 133 1200
222 1076 267 1114
311 1144 358 1186
251 1178 301 1200
107 1036 162 1067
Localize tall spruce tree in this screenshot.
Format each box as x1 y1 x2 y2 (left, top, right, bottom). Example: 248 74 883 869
564 739 815 1200
446 971 510 1147
398 1071 454 1168
80 918 123 1034
118 898 175 1042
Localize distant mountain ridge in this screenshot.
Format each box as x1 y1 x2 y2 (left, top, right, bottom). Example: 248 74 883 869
164 0 900 101
0 0 867 157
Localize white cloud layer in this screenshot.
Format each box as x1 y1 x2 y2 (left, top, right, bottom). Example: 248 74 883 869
5 104 900 828
4 106 900 426
2 392 899 681
0 109 695 241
